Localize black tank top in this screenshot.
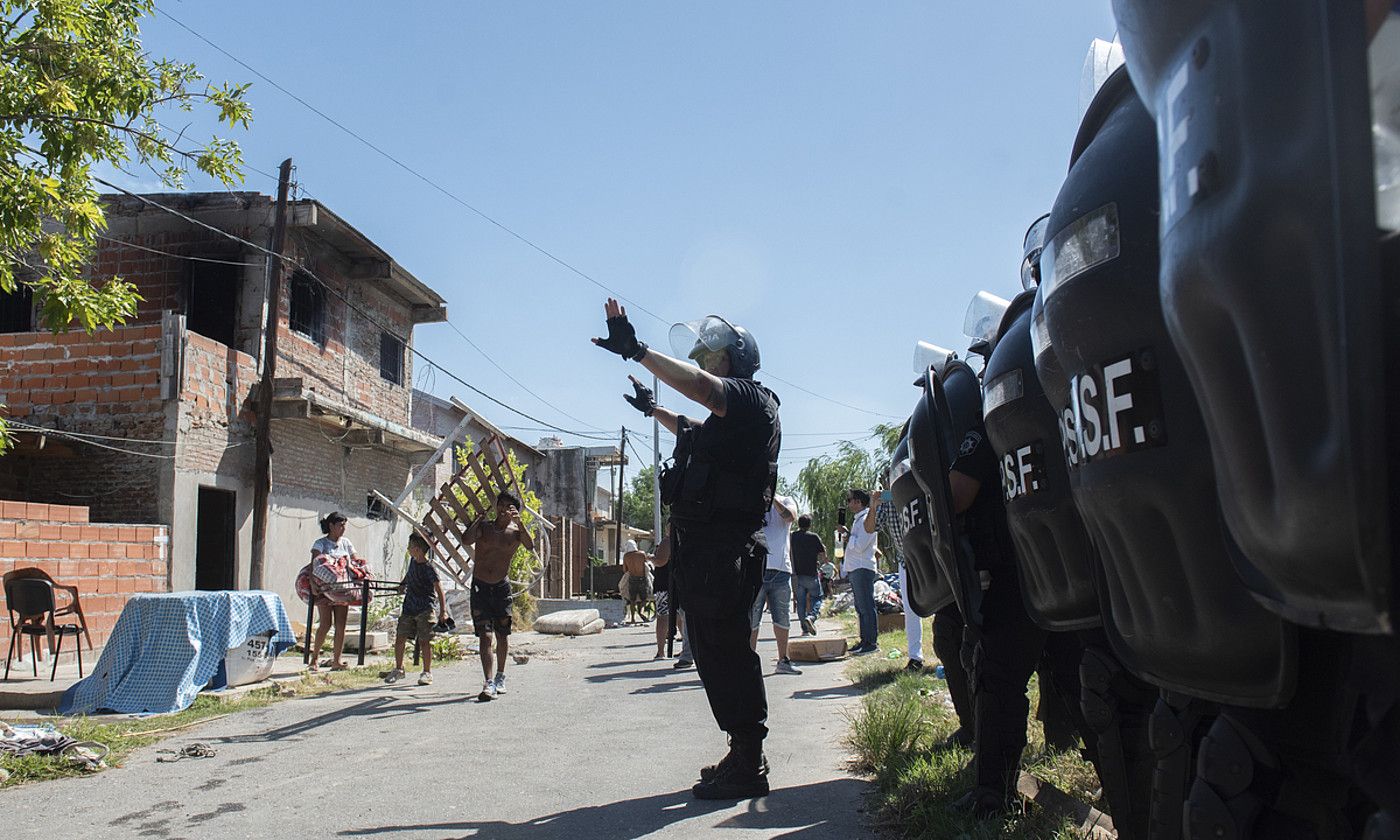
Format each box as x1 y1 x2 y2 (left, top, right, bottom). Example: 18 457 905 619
653 562 670 593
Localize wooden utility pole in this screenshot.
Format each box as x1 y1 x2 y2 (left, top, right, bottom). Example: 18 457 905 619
250 158 293 591
614 426 627 564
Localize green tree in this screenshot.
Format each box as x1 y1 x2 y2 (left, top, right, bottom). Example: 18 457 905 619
621 464 659 531
1 0 252 452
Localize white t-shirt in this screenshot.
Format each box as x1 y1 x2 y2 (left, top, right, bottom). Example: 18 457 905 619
843 508 878 573
761 495 797 573
311 536 355 559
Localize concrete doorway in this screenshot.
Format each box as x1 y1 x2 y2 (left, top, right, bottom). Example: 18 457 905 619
195 487 237 591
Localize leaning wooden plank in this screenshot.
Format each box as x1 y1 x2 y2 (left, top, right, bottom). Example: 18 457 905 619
466 456 497 508
429 498 473 553
441 487 481 534
449 473 487 521
369 490 465 583
420 512 470 583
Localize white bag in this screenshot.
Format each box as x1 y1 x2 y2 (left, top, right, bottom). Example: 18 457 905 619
224 631 276 687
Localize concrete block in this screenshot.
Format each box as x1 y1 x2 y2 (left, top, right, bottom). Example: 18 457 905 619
341 630 388 652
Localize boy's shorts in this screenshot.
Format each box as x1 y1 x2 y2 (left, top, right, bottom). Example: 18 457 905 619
397 610 434 644
471 578 513 637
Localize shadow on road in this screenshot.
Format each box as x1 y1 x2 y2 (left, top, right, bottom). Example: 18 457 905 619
336 778 868 839
788 684 865 702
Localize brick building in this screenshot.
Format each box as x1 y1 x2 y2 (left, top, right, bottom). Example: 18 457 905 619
0 191 448 613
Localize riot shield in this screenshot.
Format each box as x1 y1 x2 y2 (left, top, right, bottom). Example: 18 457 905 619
1111 1 1389 632
1040 66 1294 707
983 290 1102 632
891 445 955 617
907 361 986 627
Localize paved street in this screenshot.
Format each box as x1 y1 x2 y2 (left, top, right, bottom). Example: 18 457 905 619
5 621 874 839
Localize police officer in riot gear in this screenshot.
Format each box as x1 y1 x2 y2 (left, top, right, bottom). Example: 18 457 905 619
1037 61 1311 840
1106 3 1400 836
593 298 780 800
983 215 1158 839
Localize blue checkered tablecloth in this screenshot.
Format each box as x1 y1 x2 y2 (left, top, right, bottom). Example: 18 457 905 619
59 591 296 715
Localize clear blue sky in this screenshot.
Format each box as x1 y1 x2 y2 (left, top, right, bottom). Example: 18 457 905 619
131 1 1117 484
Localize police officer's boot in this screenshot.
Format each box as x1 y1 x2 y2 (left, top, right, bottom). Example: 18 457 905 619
693 737 769 800
698 736 770 783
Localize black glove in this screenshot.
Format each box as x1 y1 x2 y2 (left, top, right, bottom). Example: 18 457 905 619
593 313 648 361
624 378 657 416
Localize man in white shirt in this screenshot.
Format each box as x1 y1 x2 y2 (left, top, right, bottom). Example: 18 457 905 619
750 494 802 675
837 488 880 654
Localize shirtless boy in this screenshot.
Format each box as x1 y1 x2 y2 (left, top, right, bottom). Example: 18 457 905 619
464 491 534 701
621 540 653 625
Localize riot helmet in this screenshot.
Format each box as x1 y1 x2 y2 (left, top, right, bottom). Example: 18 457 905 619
669 315 761 378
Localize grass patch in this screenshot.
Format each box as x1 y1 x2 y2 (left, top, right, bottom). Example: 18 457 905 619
838 618 1103 838
0 665 383 789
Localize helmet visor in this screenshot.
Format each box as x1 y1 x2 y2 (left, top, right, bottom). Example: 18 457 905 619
1021 215 1050 290
913 340 955 378
963 291 1012 345
670 316 741 364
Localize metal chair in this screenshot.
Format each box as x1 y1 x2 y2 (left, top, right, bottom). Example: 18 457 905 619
4 577 86 681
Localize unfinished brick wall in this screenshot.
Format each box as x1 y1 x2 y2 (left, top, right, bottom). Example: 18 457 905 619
269 421 414 519
92 227 256 329
0 325 170 524
0 500 169 656
177 331 257 476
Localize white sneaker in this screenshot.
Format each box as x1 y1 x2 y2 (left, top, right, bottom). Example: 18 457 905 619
776 658 803 675
493 673 507 695
384 668 406 684
417 671 433 686
478 681 496 702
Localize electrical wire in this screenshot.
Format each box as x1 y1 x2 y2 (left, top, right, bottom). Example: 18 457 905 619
87 174 607 442
156 4 667 326
151 7 910 423
95 235 263 266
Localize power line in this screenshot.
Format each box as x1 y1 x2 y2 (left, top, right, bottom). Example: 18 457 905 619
445 320 610 434
96 235 263 266
153 7 906 423
156 4 667 326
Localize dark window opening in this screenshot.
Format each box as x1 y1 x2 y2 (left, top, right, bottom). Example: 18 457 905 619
289 271 326 345
366 493 388 521
186 260 239 346
379 331 404 385
0 282 34 333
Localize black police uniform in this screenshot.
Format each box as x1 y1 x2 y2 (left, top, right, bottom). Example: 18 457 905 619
951 426 1048 803
667 377 781 748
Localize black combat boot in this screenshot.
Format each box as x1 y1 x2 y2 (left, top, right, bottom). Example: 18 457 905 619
693 738 769 800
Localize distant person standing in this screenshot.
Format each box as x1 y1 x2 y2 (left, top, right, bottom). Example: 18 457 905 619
789 515 827 636
838 489 880 654
386 532 446 686
621 539 653 625
307 511 365 672
750 495 801 675
874 483 923 671
652 526 694 664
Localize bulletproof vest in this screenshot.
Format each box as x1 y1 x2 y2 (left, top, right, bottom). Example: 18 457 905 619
663 381 780 531
983 289 1103 632
890 435 955 617
907 360 1000 627
1110 0 1390 634
1037 66 1294 707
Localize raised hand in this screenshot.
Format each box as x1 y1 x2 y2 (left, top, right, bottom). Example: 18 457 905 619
591 298 647 360
624 375 657 416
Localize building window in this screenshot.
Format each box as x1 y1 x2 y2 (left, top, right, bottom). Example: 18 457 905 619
380 331 404 385
0 282 34 333
289 271 325 344
366 493 389 521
